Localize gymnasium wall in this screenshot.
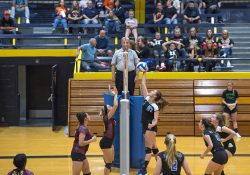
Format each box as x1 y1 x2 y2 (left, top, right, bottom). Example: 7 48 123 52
68 72 250 137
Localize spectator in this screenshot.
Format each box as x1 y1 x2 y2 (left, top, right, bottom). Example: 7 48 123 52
95 29 113 57
8 154 34 175
95 0 105 14
202 40 218 71
68 0 82 34
149 32 165 70
202 29 217 49
203 0 223 23
181 0 202 13
76 38 102 71
125 9 138 43
111 37 139 96
128 39 137 52
52 1 68 34
11 0 30 24
163 0 178 25
184 27 203 51
170 27 187 58
82 0 99 34
152 2 164 32
104 10 121 34
79 0 90 9
218 29 234 58
183 1 201 29
0 10 16 35
113 0 125 23
137 37 152 69
162 41 183 71
103 0 115 11
186 41 202 71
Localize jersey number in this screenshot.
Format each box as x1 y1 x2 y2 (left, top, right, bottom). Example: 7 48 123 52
171 160 178 172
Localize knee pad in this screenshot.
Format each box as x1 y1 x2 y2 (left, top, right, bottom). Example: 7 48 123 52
105 163 112 170
145 147 152 154
152 148 159 155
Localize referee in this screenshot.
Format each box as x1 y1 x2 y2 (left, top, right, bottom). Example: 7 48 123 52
111 37 139 96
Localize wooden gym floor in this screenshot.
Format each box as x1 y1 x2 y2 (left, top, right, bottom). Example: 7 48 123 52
0 127 249 175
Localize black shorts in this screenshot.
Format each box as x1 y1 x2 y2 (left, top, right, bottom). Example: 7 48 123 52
224 106 237 114
99 137 113 149
142 124 157 134
224 141 236 155
71 152 86 161
212 150 228 165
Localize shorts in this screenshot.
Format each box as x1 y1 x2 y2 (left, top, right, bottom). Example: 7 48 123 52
224 141 236 155
212 150 228 165
224 105 237 114
99 137 113 149
71 152 86 161
142 124 157 134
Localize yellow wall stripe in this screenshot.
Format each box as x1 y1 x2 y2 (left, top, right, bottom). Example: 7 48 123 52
0 49 76 57
195 97 250 105
74 72 250 80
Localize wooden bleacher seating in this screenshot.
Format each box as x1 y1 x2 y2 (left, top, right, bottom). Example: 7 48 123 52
68 79 250 137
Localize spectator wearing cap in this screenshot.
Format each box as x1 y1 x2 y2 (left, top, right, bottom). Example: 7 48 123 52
11 0 30 24
183 1 201 26
8 154 34 175
0 10 16 35
68 0 82 33
95 29 113 57
52 1 68 34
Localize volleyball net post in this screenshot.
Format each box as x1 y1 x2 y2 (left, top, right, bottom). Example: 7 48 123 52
120 51 130 175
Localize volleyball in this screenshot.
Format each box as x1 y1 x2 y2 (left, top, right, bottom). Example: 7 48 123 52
136 62 148 72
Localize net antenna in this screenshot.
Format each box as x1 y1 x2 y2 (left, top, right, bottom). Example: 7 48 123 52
120 50 130 175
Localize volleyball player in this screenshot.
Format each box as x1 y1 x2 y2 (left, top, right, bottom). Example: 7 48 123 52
154 133 192 175
136 71 168 175
99 87 118 175
8 154 34 175
71 112 97 175
222 81 241 138
211 113 236 175
199 118 228 175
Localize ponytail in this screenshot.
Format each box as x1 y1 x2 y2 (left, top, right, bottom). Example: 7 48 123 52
76 112 87 125
100 105 108 118
201 118 215 131
164 133 178 168
155 90 168 111
216 113 229 127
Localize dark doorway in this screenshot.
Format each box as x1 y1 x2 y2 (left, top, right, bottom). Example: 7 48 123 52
26 65 52 125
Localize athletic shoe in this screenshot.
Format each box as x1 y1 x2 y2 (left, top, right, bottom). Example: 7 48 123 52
236 132 241 138
136 168 148 175
26 19 30 24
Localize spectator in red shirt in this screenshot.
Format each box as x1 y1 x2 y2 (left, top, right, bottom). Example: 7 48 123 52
202 29 217 49
104 0 114 11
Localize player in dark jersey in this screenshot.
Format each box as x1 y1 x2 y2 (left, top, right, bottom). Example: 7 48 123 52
199 118 228 175
137 71 168 175
71 112 97 175
99 87 118 175
211 113 236 175
222 81 241 138
154 133 192 175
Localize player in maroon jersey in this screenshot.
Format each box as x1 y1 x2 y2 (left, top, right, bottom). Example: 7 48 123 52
99 87 118 175
71 112 97 175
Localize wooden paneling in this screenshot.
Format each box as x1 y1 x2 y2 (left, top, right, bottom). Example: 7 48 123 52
68 79 194 136
194 79 250 136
